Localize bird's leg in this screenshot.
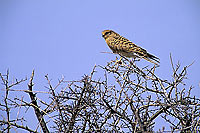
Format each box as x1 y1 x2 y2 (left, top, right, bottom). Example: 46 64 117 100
130 55 140 64
130 58 134 65
135 56 141 62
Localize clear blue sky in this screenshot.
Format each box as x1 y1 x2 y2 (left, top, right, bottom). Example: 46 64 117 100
0 0 200 131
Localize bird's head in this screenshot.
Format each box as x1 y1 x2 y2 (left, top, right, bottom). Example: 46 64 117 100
102 30 118 39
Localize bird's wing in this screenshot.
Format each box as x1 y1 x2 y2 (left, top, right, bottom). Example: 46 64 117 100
124 41 160 64
114 36 137 52
118 39 143 55
111 33 160 65
129 44 148 57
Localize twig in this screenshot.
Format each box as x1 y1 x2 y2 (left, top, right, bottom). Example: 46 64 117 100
27 70 49 133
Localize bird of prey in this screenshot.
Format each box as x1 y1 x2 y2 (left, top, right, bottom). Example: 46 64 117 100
102 30 160 65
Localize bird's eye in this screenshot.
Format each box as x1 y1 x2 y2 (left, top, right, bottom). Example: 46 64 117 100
105 31 111 36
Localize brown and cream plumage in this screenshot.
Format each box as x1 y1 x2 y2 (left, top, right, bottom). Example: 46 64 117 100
102 30 160 65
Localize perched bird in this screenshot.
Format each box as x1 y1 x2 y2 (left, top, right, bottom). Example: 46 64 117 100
102 30 160 65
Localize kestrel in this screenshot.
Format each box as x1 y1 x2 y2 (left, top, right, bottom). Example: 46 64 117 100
102 30 160 65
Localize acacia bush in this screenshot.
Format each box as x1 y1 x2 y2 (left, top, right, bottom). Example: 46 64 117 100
0 56 200 132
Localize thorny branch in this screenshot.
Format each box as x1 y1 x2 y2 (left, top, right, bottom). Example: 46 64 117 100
0 56 199 132
27 70 49 133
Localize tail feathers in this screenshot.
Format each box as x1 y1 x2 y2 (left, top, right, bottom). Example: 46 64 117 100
143 57 159 65
147 53 160 63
